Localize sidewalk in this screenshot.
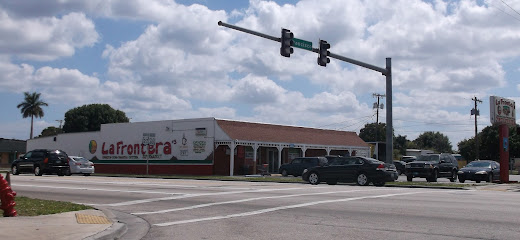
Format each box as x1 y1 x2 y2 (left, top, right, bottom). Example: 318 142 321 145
0 208 126 240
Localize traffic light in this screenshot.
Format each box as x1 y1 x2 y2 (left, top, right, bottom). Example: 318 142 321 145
280 28 293 57
317 40 330 67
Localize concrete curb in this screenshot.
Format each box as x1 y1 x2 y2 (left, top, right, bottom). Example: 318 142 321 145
84 208 127 240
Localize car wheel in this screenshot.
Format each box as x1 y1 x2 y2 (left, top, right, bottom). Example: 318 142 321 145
326 180 337 185
65 168 72 176
281 169 288 177
459 178 465 183
11 165 19 175
308 172 320 185
34 166 43 176
487 173 493 183
374 181 386 187
449 171 457 182
57 171 64 176
356 173 369 186
407 175 413 182
397 169 402 175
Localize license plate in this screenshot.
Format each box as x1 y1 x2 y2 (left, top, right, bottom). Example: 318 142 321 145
56 160 61 163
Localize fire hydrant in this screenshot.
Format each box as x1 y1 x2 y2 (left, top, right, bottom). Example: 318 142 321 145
0 174 17 217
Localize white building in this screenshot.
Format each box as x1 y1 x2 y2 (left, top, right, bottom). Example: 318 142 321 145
27 118 369 176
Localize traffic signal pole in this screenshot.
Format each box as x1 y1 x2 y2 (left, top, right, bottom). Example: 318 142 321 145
218 21 393 164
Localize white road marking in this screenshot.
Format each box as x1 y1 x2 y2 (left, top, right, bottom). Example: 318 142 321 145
154 190 463 227
12 184 185 195
16 178 256 190
133 189 395 215
94 187 308 207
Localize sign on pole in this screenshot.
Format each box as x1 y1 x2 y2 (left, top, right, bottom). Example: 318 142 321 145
490 96 516 127
293 38 312 51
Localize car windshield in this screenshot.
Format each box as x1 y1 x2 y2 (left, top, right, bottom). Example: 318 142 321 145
466 161 491 168
416 155 440 162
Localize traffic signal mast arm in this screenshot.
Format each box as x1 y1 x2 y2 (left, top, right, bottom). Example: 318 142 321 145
218 21 388 75
217 20 394 165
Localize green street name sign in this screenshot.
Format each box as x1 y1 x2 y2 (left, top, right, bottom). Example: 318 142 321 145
293 38 312 51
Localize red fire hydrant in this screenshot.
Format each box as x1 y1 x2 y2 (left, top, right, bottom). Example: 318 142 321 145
0 174 17 217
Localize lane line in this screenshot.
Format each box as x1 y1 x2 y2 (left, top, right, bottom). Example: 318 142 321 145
94 187 309 207
12 184 185 196
14 178 256 190
154 190 468 227
133 188 397 215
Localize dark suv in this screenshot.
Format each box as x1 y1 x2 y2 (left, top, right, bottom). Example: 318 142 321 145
405 153 458 182
11 149 71 176
279 157 328 177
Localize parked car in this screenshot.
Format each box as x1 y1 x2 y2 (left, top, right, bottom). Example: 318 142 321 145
393 160 405 175
301 156 397 186
457 160 500 183
405 153 458 182
279 157 328 177
11 149 70 176
401 156 417 163
67 156 95 176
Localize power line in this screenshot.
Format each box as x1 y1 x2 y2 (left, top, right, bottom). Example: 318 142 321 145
500 0 520 17
491 0 520 22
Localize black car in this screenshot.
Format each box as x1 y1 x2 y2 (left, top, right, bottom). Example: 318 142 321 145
457 160 500 183
11 149 71 176
405 153 458 182
393 160 405 175
279 157 328 177
301 156 397 186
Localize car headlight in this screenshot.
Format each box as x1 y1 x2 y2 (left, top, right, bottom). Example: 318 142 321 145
303 169 308 174
475 171 487 174
424 164 433 169
457 171 464 174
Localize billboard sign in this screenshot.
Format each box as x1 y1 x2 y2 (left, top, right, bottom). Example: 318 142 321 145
490 96 516 127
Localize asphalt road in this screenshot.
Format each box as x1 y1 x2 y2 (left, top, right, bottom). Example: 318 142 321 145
10 174 520 240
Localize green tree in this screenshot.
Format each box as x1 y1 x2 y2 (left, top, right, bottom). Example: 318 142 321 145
62 104 129 133
39 126 63 137
394 135 409 156
413 131 453 153
458 124 520 161
17 92 48 139
359 123 388 142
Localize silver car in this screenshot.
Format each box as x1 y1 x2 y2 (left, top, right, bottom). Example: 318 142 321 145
67 156 95 176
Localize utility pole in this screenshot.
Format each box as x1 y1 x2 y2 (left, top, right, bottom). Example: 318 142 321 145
372 93 385 161
471 96 482 160
55 120 63 129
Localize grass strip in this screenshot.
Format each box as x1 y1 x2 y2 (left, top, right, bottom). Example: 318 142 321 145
1 196 92 217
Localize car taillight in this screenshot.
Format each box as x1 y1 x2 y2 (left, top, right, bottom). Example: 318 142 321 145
376 164 385 170
75 163 81 166
43 158 49 163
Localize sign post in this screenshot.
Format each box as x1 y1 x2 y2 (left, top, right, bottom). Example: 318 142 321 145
490 96 516 183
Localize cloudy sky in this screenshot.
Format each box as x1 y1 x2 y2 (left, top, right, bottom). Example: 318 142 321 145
1 0 519 150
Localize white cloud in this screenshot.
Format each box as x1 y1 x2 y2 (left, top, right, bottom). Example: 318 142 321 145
2 0 520 146
0 10 98 61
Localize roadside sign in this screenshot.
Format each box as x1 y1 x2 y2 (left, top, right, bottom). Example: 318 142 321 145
293 38 312 51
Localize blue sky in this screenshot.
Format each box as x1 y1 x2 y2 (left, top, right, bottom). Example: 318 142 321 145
1 0 519 151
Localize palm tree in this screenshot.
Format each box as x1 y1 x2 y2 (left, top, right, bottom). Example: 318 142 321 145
17 92 48 139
